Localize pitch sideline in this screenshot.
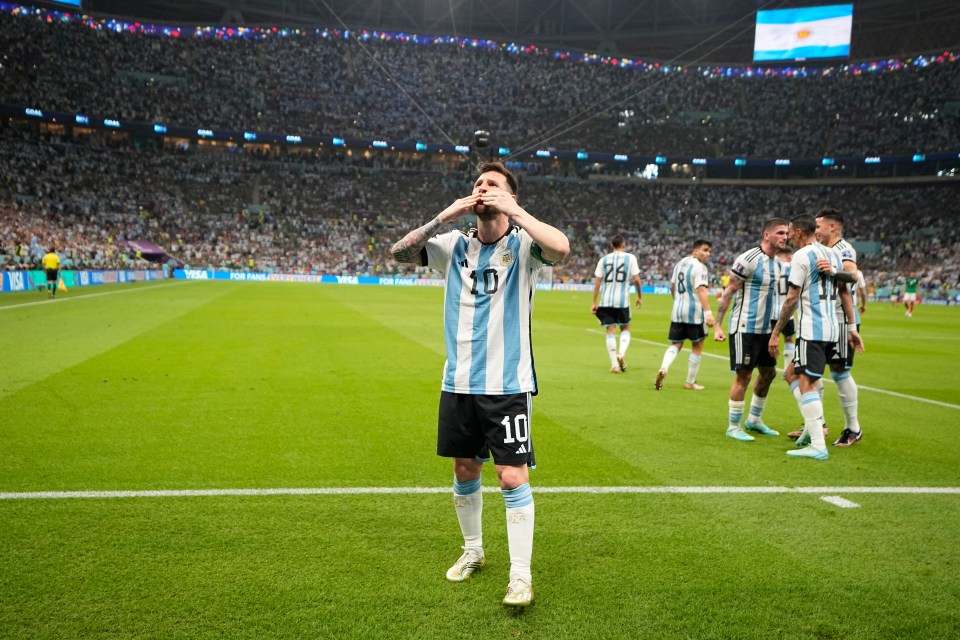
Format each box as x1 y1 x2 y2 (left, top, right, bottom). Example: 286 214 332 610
1 485 958 501
0 280 193 311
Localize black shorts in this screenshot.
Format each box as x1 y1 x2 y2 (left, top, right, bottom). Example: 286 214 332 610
829 322 859 369
437 391 535 468
783 318 796 339
668 322 706 344
794 338 842 379
45 269 58 283
729 332 778 371
596 307 630 327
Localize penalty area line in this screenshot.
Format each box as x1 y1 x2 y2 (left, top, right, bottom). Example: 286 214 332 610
1 486 959 500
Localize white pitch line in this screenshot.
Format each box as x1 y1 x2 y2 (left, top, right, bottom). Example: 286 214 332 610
0 280 192 311
1 486 958 500
821 496 861 508
588 330 960 411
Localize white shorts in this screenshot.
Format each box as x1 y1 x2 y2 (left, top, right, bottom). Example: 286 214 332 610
903 292 917 303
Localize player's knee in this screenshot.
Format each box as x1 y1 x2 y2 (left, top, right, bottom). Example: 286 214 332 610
495 464 529 490
454 457 483 482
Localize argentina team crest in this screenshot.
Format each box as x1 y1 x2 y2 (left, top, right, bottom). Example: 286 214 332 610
500 250 514 266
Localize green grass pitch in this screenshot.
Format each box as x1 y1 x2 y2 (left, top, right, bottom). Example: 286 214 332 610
1 280 958 639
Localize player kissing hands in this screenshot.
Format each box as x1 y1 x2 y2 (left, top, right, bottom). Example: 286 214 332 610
477 189 519 216
439 194 481 223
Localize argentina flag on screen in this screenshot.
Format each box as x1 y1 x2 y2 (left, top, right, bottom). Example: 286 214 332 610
753 4 853 62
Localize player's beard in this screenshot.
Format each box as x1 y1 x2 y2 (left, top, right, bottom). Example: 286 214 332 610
474 203 499 222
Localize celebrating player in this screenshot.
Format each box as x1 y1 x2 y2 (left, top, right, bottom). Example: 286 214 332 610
591 234 643 373
769 215 863 460
390 161 569 608
714 218 789 442
655 239 715 391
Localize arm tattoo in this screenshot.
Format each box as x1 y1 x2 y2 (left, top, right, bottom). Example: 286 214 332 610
715 287 735 325
772 295 798 336
391 215 446 264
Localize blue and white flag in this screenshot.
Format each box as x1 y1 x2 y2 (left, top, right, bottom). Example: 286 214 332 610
754 4 853 62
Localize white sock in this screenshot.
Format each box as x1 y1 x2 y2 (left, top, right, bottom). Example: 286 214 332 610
503 484 534 583
619 330 631 357
790 379 802 405
782 342 795 370
745 395 768 426
453 477 483 551
833 371 861 433
686 353 702 385
660 345 679 372
800 392 826 449
606 334 618 367
728 400 744 431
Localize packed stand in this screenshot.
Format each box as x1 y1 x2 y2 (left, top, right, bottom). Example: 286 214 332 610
2 125 959 299
1 10 959 160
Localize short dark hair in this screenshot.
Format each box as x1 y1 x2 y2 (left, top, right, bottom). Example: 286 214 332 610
692 239 712 250
762 217 788 233
611 234 625 249
790 215 816 236
816 208 844 227
477 161 518 195
776 245 793 256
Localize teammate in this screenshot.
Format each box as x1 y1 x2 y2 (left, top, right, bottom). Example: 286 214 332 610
813 209 865 447
768 215 863 460
776 246 797 377
714 218 789 442
655 239 715 391
390 161 569 608
591 235 643 373
903 272 919 317
41 246 60 298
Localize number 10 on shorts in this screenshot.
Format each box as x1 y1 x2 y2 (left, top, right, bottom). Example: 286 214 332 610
501 414 529 444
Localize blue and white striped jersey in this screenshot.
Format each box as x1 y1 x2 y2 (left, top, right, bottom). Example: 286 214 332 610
728 246 783 335
789 242 843 342
425 226 547 395
594 251 640 308
670 255 710 324
831 238 860 325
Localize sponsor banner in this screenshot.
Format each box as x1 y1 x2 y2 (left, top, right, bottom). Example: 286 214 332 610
1 270 164 293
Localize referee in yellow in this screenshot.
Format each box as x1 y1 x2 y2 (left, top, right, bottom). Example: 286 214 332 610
41 247 60 298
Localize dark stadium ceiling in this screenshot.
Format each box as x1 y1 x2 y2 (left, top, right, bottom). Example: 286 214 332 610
69 0 960 63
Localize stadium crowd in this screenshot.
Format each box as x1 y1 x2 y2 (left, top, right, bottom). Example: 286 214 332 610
2 125 958 299
1 6 959 300
1 9 959 159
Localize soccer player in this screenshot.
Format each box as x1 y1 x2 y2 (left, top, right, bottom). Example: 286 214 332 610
714 218 789 442
813 209 865 447
41 246 60 298
591 235 642 373
390 161 569 608
768 215 863 460
655 239 715 391
903 272 919 317
776 245 797 378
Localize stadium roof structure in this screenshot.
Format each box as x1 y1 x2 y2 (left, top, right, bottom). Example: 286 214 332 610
73 0 960 63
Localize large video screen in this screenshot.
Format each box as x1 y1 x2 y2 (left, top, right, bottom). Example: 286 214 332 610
753 4 853 62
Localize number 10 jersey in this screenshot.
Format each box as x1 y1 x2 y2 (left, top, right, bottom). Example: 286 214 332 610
426 226 550 395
